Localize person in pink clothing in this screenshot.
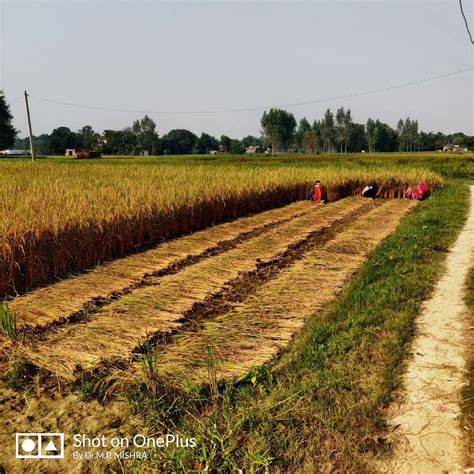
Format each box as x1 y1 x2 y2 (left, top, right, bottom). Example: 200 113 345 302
406 181 428 200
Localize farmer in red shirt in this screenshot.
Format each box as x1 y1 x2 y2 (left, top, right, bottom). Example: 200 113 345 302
307 180 327 202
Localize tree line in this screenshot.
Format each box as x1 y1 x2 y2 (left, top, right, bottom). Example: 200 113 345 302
260 108 474 154
12 115 263 156
1 92 472 155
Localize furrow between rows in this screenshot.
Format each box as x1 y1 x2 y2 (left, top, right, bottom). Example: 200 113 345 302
9 200 314 331
19 197 374 380
138 199 417 386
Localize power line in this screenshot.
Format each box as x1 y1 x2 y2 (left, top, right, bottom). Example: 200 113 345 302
459 0 474 44
28 66 473 116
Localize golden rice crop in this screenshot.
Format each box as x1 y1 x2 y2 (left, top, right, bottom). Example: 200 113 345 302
0 161 442 295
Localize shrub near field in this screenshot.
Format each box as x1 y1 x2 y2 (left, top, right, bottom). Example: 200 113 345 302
0 160 441 296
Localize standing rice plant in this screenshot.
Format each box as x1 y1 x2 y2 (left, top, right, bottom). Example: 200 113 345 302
0 159 443 295
141 340 159 395
206 343 219 402
0 300 16 339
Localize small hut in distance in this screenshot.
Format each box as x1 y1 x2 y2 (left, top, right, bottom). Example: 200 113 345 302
65 149 102 159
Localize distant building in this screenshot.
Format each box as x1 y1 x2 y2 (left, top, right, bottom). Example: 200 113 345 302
443 144 468 152
209 150 218 155
140 150 149 156
1 149 30 156
244 145 259 154
65 149 102 158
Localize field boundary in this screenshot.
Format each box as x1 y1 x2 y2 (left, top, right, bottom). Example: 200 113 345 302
380 185 473 472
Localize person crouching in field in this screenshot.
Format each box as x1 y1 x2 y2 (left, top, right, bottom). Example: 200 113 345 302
362 182 378 199
406 181 428 200
307 180 327 202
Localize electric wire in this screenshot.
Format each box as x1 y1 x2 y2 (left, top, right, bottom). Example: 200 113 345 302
24 67 473 116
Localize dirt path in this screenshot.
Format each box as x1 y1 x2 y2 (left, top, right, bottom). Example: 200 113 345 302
381 186 474 473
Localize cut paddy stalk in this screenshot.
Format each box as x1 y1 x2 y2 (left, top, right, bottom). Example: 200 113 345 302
8 200 314 332
18 197 374 381
137 199 417 387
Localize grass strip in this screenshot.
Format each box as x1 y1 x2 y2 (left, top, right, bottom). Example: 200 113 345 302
462 267 474 467
125 182 469 472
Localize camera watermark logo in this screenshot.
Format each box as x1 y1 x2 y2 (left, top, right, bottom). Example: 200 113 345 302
16 433 64 459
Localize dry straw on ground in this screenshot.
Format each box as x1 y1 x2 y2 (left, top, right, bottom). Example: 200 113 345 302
9 200 312 330
139 199 417 387
19 197 372 380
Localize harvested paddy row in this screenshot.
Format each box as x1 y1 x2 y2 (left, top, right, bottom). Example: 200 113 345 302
145 199 417 386
9 200 313 331
18 197 373 380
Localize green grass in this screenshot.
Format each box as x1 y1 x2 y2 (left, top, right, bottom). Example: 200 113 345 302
0 301 16 339
119 182 469 472
465 268 474 308
462 267 474 466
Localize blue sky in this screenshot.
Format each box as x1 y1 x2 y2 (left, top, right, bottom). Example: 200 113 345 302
1 0 473 138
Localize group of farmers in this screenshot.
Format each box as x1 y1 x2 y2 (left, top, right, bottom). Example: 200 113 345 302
307 180 428 202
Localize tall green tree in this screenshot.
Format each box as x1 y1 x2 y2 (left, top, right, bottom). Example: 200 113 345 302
229 139 244 154
461 135 474 150
411 120 419 151
193 133 219 154
312 120 322 153
101 129 137 155
347 123 367 152
296 117 311 150
49 127 79 154
302 130 318 153
321 109 335 153
0 92 17 150
335 107 345 153
396 117 419 152
260 108 296 153
342 108 353 153
77 125 100 150
132 115 159 154
365 118 376 153
161 129 197 155
220 135 231 152
374 121 398 152
396 119 404 151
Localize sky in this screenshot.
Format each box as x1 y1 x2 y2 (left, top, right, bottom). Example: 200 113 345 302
1 0 473 139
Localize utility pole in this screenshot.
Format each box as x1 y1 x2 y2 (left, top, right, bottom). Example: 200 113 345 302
24 90 35 162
